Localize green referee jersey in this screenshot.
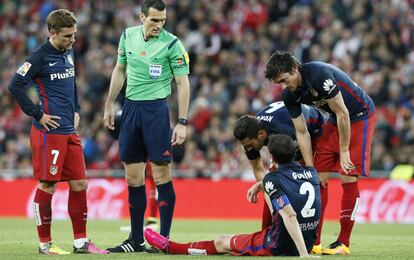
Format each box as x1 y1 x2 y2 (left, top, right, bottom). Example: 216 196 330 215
117 25 190 101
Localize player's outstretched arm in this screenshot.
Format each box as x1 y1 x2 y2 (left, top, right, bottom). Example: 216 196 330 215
278 204 311 257
103 63 126 130
292 114 314 167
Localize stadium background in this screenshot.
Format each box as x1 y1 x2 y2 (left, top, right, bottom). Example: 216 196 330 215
0 0 413 223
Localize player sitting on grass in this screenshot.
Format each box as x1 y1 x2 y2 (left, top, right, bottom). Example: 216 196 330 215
145 134 321 257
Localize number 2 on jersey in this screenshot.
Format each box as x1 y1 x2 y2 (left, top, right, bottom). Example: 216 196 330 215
299 182 316 218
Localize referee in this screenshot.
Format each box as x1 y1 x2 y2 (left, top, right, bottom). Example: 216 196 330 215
103 0 190 253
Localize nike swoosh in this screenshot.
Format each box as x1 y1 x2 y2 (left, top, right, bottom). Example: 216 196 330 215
49 62 58 66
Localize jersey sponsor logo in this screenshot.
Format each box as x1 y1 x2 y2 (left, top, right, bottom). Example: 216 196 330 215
50 68 75 81
323 78 336 94
265 181 274 193
50 165 58 175
49 62 58 67
67 55 74 65
149 64 162 79
16 62 32 76
257 115 273 122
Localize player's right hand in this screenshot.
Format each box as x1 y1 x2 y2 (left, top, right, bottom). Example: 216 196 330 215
39 113 61 131
103 104 115 130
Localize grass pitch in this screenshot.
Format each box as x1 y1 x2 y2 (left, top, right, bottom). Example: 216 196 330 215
0 218 413 259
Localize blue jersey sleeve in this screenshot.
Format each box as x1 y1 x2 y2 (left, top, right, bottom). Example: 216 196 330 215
313 68 339 99
263 174 291 211
8 52 44 121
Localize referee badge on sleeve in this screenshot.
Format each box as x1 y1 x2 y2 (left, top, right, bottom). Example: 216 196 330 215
149 64 162 79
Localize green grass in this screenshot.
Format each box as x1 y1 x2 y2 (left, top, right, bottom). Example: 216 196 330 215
0 218 413 259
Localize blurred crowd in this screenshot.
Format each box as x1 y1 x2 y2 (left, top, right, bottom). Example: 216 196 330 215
0 0 413 178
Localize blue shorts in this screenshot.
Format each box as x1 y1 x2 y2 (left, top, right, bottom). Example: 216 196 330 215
119 98 172 163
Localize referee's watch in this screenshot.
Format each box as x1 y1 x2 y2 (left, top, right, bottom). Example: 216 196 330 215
177 118 189 126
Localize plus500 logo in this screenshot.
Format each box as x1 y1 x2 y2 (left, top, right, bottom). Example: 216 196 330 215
50 68 75 81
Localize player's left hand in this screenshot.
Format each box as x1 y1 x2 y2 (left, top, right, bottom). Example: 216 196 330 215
247 181 263 203
74 112 80 130
340 150 355 174
171 124 186 145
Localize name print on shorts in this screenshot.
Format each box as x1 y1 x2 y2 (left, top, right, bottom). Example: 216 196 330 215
149 64 162 79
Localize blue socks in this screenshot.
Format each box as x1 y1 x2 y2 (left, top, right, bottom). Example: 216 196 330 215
157 181 176 237
128 186 146 244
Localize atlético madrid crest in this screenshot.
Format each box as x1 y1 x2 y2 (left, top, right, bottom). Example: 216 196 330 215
50 166 58 175
67 55 74 66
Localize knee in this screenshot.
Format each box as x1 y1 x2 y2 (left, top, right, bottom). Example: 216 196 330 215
69 179 88 192
214 236 225 252
151 162 171 185
38 182 57 194
214 235 231 254
126 172 145 186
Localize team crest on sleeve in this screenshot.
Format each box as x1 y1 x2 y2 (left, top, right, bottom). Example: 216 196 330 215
322 78 336 94
16 62 32 76
149 64 162 79
276 196 285 208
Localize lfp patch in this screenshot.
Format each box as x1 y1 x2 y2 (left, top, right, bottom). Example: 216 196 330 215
149 64 162 79
16 62 32 77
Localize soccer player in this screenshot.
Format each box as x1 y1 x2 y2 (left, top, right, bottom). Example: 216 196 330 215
103 0 190 253
144 134 321 257
265 51 377 255
7 9 108 255
233 101 326 229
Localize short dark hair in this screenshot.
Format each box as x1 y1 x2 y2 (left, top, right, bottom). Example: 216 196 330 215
268 134 298 164
264 51 301 80
233 115 263 140
46 9 76 32
142 0 166 16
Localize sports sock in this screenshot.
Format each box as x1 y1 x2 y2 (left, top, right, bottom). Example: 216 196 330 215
338 182 359 247
168 240 218 255
315 183 328 245
34 189 53 243
261 200 272 230
157 181 175 237
129 186 146 244
68 190 87 239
